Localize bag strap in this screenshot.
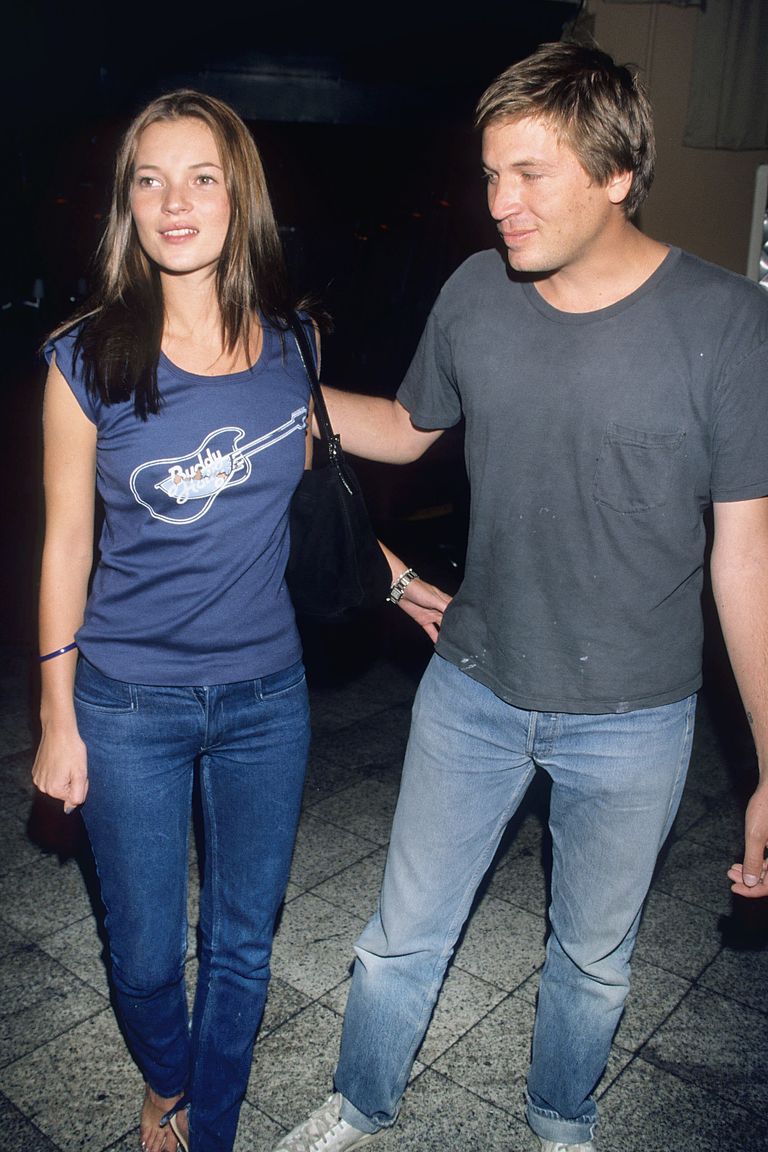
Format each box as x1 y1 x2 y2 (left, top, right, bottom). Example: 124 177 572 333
288 313 354 493
288 313 334 442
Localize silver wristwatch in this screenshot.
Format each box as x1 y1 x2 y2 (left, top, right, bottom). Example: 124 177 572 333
387 567 419 604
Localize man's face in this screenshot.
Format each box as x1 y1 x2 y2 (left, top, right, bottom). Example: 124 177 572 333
482 116 628 277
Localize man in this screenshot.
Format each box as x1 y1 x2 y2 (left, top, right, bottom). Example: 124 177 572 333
275 41 768 1152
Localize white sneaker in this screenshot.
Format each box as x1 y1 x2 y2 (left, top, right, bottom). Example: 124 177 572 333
539 1141 595 1152
273 1093 381 1151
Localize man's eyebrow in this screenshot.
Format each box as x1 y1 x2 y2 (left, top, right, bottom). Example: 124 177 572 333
509 158 556 170
481 158 556 171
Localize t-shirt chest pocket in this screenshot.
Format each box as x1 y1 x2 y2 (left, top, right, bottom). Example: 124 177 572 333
593 422 686 514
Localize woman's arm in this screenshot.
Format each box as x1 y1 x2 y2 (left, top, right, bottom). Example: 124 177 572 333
308 329 450 638
32 359 97 812
377 540 452 644
318 391 444 465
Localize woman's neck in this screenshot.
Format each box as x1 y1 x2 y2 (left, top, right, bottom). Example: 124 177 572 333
159 272 261 376
160 269 220 337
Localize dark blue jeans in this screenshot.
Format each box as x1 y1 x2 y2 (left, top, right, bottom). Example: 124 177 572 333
75 657 310 1152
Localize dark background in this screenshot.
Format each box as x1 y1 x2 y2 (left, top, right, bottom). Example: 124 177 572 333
2 0 582 651
2 0 761 957
3 0 582 368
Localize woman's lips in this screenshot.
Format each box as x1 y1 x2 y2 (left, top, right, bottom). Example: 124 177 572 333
160 227 199 240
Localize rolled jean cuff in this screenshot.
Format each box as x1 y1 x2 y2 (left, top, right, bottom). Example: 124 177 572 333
525 1092 597 1145
338 1095 391 1136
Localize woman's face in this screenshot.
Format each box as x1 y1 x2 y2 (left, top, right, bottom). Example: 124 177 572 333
130 117 231 280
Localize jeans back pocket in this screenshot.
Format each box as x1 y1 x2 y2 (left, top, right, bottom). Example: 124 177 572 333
593 422 685 514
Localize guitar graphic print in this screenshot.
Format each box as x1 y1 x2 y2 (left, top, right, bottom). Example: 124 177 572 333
130 407 307 525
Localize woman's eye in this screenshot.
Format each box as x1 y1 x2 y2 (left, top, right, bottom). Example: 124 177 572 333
136 176 160 188
196 174 216 185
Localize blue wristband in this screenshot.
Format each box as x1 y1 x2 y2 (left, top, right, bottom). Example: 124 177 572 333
39 641 78 663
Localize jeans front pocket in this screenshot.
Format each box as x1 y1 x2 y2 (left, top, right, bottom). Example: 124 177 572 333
256 659 307 701
74 657 137 713
592 422 685 514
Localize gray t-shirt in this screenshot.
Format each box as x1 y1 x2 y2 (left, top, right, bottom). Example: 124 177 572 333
397 246 768 713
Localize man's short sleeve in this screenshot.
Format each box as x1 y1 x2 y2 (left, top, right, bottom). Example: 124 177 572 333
711 338 768 502
396 306 463 430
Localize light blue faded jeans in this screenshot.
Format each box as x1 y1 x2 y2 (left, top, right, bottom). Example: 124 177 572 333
74 656 310 1152
335 654 695 1146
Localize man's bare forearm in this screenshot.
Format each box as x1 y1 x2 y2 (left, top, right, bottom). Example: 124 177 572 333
711 500 768 768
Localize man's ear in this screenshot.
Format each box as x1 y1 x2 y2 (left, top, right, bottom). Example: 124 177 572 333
607 169 633 206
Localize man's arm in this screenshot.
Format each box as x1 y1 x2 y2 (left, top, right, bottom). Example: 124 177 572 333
710 496 768 897
319 389 444 464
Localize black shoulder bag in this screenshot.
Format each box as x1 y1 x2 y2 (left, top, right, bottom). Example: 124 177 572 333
285 315 392 623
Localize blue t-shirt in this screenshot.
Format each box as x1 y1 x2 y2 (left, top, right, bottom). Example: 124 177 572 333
48 321 311 685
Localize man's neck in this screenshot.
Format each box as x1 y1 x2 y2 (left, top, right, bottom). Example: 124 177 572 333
532 227 669 314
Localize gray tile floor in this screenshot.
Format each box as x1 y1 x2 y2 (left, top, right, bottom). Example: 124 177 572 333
1 633 767 1152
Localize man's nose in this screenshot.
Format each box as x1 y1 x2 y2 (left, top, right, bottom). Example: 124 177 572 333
488 176 522 221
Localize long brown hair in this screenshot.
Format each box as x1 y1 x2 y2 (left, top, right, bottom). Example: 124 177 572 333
52 90 304 418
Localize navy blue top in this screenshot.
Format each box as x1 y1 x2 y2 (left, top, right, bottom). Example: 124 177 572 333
48 321 311 685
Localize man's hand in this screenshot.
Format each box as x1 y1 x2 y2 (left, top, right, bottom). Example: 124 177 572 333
727 777 768 897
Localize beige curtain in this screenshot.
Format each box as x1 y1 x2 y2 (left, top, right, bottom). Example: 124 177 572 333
684 0 768 149
603 0 767 149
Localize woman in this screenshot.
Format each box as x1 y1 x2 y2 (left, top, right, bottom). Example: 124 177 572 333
32 90 448 1152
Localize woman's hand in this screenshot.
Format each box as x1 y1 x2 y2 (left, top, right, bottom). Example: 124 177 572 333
377 541 453 642
32 723 89 813
395 578 452 642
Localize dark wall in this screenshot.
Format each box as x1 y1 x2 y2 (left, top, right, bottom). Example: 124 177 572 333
1 2 580 647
